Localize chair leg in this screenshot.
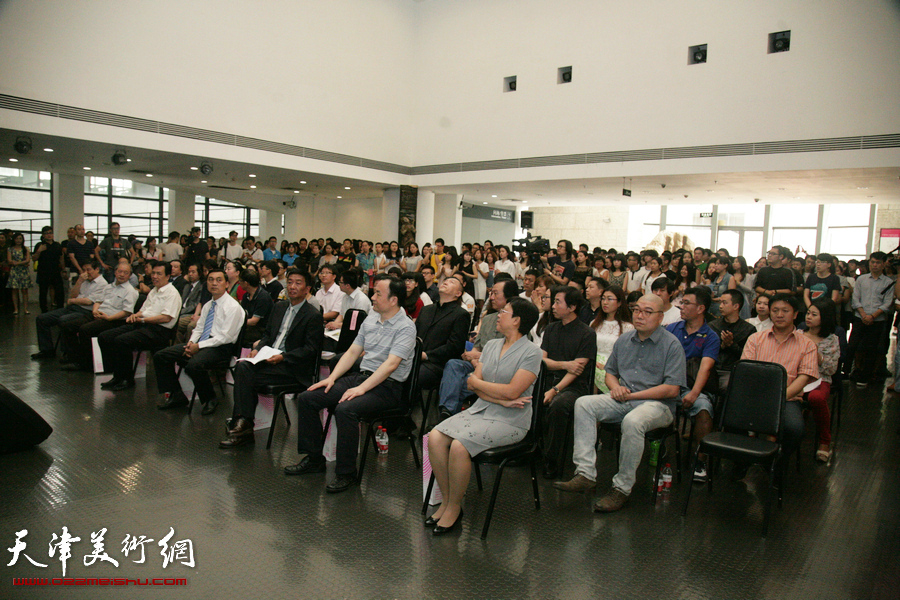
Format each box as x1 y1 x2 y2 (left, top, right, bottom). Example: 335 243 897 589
481 459 509 540
266 393 283 450
408 435 420 469
530 454 541 510
674 434 682 483
474 462 483 491
422 472 436 515
282 393 292 427
321 410 333 443
763 460 779 537
356 423 375 485
132 351 141 380
187 389 197 413
651 454 662 505
682 456 697 516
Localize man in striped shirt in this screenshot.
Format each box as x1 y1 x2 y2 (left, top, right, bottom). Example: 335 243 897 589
741 293 818 459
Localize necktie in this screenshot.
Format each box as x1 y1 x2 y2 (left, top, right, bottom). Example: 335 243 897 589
274 305 297 351
200 300 217 342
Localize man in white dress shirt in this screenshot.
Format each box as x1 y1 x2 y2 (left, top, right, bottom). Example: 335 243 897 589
98 261 183 391
155 268 244 414
326 269 372 331
315 264 345 322
219 230 244 262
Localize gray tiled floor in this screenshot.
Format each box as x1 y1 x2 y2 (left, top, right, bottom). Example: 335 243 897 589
1 312 898 599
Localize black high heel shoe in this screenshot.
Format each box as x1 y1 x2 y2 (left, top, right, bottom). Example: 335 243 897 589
424 504 441 527
432 509 463 536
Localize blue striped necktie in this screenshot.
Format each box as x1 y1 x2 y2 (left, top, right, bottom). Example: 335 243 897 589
200 300 217 342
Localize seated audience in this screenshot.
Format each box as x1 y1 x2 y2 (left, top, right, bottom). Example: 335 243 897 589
155 268 244 414
327 269 372 331
579 278 607 325
530 287 554 347
259 260 283 300
285 276 416 493
708 289 757 391
651 277 681 325
401 272 426 319
540 286 597 480
591 286 634 393
32 261 109 360
554 294 685 513
238 269 273 347
741 294 818 459
666 286 720 483
60 262 138 372
169 259 188 295
416 277 471 391
801 298 840 462
174 264 203 342
219 269 324 448
747 294 773 331
97 261 182 392
426 298 541 535
315 264 345 322
421 265 440 304
435 279 518 420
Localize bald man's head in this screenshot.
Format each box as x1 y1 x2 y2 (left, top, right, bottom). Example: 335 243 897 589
633 293 665 334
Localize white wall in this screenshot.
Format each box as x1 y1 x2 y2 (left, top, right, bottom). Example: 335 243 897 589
530 205 630 251
411 0 900 165
460 218 517 247
0 0 416 166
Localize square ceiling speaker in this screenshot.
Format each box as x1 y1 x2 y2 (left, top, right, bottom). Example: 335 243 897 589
769 30 791 53
504 75 517 93
689 44 707 65
558 66 572 84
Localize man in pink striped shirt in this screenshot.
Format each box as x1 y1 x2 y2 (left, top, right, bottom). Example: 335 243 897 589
741 293 818 458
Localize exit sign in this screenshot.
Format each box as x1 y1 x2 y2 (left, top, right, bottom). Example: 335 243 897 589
699 212 713 218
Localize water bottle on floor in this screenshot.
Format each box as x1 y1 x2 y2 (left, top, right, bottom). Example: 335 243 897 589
377 427 389 455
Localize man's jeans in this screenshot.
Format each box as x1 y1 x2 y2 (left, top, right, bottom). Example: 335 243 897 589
437 358 476 414
572 395 673 494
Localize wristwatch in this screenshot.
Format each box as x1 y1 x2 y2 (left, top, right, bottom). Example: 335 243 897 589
552 385 561 394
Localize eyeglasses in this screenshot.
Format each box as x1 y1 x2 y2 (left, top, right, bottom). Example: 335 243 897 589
499 308 512 315
632 307 661 317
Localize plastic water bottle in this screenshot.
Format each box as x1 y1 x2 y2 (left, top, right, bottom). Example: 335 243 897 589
648 440 661 467
377 427 389 455
661 463 673 489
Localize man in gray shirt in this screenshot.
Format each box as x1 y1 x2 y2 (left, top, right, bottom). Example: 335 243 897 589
434 278 519 420
554 294 686 513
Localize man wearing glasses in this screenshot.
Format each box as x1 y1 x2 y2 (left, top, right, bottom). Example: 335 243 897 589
755 247 795 299
554 294 685 513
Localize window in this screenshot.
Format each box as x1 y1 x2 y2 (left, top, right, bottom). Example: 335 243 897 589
822 203 871 260
0 168 52 249
85 177 166 243
194 196 256 239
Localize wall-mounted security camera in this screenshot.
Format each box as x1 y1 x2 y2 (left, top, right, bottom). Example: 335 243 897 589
754 198 760 203
660 183 666 189
199 161 213 176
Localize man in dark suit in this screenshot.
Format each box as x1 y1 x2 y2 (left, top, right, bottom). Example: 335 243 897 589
169 260 189 295
219 268 324 448
416 277 470 392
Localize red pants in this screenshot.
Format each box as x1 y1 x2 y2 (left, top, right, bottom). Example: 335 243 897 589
804 381 832 446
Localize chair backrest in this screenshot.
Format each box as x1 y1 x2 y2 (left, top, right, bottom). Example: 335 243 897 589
400 338 424 412
525 366 548 446
721 359 787 438
336 308 368 354
470 302 482 331
232 319 248 360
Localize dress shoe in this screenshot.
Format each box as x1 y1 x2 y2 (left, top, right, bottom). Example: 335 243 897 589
542 464 559 480
60 362 88 372
200 399 219 416
284 456 326 476
424 505 442 527
109 379 135 392
432 509 463 536
438 408 453 423
219 418 255 448
31 351 54 360
157 391 188 410
325 474 356 493
553 474 596 493
100 377 122 390
592 488 629 513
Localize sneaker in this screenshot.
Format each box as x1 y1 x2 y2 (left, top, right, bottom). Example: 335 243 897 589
592 488 629 513
693 463 708 483
552 474 596 493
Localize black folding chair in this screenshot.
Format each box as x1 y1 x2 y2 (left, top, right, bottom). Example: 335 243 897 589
132 324 179 380
186 320 248 413
264 351 322 449
422 367 547 540
682 359 788 537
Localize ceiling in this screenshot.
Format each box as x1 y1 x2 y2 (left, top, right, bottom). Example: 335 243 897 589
2 128 899 210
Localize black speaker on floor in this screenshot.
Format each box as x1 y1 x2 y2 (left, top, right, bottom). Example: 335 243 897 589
0 384 52 454
521 210 534 229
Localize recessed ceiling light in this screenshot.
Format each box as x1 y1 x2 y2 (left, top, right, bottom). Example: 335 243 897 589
293 190 300 194
483 201 488 204
249 174 256 178
344 186 351 190
337 196 342 199
778 188 786 191
200 180 208 184
299 180 307 184
190 166 198 171
522 200 528 204
9 158 18 162
491 195 497 198
83 167 91 171
146 174 153 177
126 158 132 162
43 148 53 152
250 185 256 189
857 186 868 190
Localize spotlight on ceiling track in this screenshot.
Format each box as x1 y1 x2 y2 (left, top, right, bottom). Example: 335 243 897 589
199 161 213 176
111 150 128 166
14 136 32 155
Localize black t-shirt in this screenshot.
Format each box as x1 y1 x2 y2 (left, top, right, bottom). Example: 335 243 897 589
34 241 63 275
540 318 597 395
183 240 209 268
805 273 841 302
548 257 575 283
708 317 758 371
755 266 794 294
67 238 96 268
241 287 274 328
578 303 601 326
